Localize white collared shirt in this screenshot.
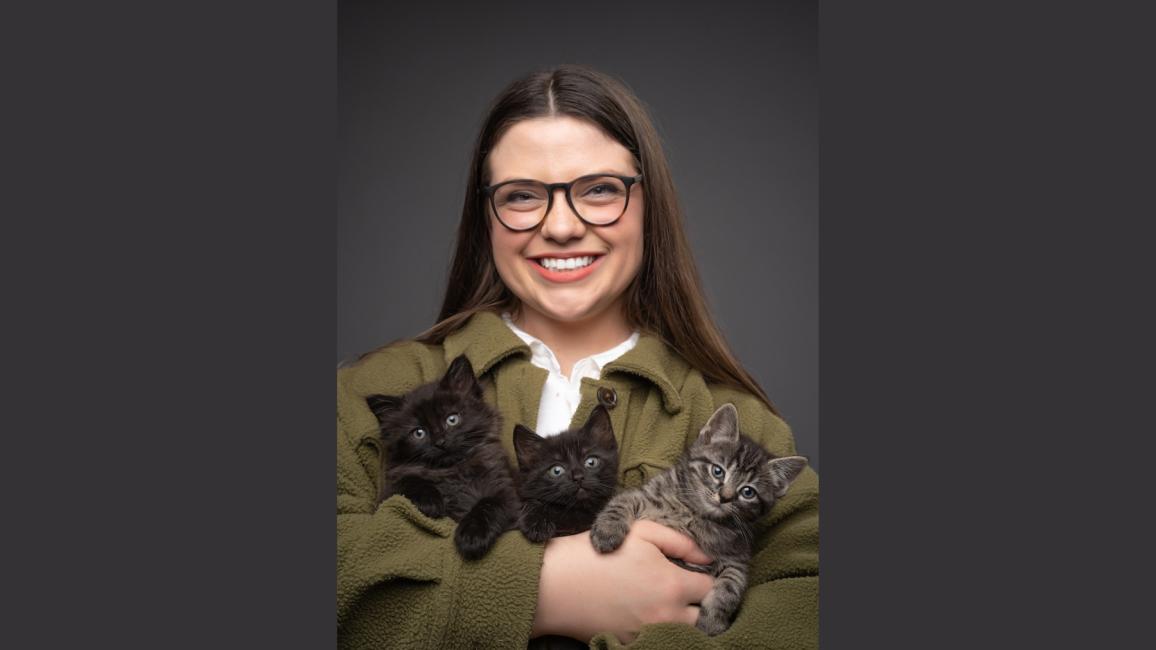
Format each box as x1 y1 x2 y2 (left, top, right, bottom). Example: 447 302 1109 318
501 313 639 437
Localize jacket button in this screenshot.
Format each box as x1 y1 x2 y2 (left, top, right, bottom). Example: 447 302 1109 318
597 387 618 409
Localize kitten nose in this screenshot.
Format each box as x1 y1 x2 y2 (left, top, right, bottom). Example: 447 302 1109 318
720 486 736 503
434 439 446 449
572 471 585 482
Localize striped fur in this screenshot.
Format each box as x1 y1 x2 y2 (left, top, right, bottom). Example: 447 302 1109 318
590 403 807 636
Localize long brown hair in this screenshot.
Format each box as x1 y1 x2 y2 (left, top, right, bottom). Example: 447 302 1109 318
418 65 779 416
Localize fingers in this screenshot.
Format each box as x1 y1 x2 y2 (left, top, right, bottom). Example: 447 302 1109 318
682 605 701 628
678 569 715 604
631 520 713 565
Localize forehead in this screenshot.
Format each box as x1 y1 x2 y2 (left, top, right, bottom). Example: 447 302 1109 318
540 429 591 457
487 116 636 184
699 439 769 472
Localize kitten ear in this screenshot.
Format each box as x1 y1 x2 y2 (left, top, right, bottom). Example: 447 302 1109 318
366 394 404 423
440 354 482 399
583 405 617 451
513 424 544 469
767 456 808 498
697 403 740 446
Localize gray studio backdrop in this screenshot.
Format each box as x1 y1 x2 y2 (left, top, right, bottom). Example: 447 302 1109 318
338 1 818 472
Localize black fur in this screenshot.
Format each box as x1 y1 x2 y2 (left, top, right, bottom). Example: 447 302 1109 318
367 355 520 561
513 405 620 543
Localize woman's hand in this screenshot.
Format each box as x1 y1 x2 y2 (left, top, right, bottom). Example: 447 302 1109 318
531 520 715 644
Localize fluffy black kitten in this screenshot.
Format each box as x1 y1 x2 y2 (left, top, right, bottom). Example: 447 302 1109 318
512 405 620 543
589 403 808 636
366 354 520 561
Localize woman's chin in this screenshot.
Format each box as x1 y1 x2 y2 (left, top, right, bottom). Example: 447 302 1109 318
524 297 612 325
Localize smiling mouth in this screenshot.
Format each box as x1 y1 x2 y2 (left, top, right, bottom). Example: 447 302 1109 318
532 255 601 272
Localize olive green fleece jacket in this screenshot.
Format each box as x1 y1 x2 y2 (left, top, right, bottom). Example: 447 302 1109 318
337 311 819 649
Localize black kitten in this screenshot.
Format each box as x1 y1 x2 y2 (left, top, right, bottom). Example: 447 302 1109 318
512 405 620 543
366 355 520 561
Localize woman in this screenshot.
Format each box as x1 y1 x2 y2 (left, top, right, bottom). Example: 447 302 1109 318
337 65 818 649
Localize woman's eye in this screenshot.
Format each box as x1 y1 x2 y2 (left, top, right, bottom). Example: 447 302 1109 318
584 184 620 197
505 190 543 204
711 464 725 478
584 457 599 468
412 428 427 439
445 413 460 426
740 486 756 499
548 465 565 477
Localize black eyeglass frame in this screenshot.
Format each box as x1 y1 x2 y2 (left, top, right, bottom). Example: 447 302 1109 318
480 173 644 232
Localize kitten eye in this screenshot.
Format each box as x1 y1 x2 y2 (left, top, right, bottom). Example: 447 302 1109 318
584 457 599 468
548 465 565 478
739 486 757 499
412 428 427 439
445 413 460 427
711 464 725 479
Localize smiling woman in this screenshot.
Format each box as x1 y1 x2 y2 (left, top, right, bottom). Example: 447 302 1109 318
337 65 819 649
486 116 645 370
422 68 780 412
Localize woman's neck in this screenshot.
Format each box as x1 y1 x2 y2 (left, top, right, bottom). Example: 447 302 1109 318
512 304 633 377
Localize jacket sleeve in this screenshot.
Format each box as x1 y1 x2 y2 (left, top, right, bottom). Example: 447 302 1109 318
337 386 546 649
589 391 820 650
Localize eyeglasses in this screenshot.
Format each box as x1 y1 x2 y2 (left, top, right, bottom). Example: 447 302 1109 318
481 173 643 232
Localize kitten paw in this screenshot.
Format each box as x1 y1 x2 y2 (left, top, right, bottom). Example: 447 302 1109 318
695 609 732 636
410 493 446 519
519 518 556 544
397 478 446 518
454 517 498 561
589 521 628 554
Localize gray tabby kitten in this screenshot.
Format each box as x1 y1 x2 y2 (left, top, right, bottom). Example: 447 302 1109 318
588 403 808 636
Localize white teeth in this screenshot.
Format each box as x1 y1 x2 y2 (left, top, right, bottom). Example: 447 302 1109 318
538 256 595 271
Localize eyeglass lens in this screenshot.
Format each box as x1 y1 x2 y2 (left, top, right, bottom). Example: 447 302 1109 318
492 176 629 230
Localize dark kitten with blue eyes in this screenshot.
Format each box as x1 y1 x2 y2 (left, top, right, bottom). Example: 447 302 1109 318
366 355 520 561
512 405 620 543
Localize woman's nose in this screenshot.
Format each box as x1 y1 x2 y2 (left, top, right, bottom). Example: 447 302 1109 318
539 189 587 242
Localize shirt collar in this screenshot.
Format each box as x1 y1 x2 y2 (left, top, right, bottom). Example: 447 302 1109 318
444 311 685 414
500 312 640 377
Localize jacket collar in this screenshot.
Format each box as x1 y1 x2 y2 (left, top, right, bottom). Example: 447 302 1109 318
443 310 531 377
603 335 685 414
445 310 685 414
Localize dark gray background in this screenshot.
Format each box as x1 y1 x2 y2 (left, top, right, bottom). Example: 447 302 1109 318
22 1 1150 646
338 1 818 471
